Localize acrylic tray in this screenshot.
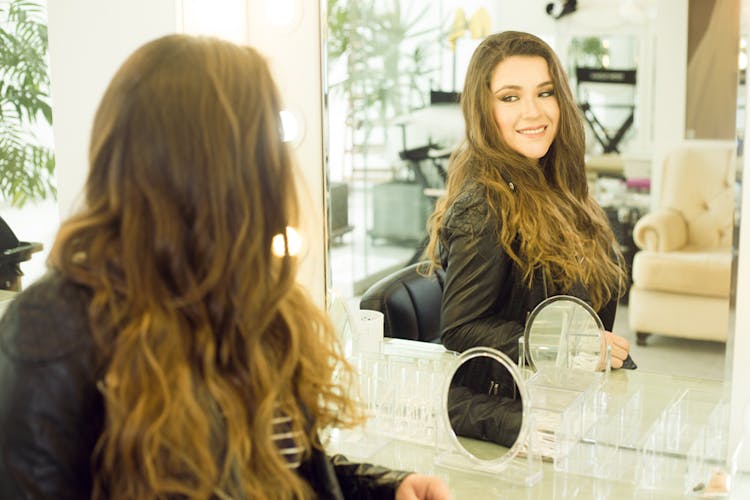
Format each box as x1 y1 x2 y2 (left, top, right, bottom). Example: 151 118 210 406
525 366 604 462
555 382 732 496
347 339 459 446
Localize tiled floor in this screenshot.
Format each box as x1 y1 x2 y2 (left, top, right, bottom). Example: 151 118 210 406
613 303 726 381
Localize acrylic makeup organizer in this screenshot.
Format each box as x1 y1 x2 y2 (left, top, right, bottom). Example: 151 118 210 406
524 366 604 462
343 339 459 450
516 292 734 496
552 378 734 496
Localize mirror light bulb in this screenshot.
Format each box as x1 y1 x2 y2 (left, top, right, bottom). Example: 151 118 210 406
280 109 299 143
272 226 302 257
180 0 247 44
264 0 301 29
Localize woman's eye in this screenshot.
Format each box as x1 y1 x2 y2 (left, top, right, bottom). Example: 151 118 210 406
539 89 555 98
500 95 518 103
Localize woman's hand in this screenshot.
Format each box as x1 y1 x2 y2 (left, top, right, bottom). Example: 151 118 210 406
604 331 631 369
395 473 452 500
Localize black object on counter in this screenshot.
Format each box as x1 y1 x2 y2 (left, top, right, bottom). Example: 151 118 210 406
0 216 42 291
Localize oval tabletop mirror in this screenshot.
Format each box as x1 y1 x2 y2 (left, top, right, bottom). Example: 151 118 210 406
437 346 539 484
524 295 608 372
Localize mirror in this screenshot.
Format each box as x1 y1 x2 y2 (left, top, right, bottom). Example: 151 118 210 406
442 346 529 468
323 0 738 384
524 295 607 372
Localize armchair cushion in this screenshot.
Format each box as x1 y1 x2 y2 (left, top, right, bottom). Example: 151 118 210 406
631 248 731 298
658 145 735 250
628 142 735 343
633 208 688 252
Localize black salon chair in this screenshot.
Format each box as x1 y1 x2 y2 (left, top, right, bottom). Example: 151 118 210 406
359 262 445 343
0 216 43 291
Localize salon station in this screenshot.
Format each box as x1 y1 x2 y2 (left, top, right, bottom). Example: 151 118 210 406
2 0 750 498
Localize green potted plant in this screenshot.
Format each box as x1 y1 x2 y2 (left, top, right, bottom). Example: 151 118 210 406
0 0 55 207
327 0 437 153
567 36 609 72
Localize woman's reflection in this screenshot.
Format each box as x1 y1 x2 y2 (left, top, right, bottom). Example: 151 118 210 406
447 356 522 450
424 31 632 368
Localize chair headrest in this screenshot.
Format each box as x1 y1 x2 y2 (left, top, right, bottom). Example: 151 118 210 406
359 262 445 343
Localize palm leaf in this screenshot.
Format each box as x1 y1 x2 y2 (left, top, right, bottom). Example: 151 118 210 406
0 0 55 207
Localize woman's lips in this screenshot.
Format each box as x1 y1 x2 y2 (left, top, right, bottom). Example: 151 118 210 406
517 125 546 135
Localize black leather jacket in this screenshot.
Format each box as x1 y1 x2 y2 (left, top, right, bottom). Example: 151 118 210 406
0 273 408 499
437 182 617 449
438 182 617 361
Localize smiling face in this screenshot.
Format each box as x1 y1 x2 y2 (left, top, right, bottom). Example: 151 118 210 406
490 55 560 160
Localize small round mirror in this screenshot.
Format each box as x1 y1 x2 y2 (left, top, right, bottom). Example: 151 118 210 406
524 295 607 372
442 347 530 467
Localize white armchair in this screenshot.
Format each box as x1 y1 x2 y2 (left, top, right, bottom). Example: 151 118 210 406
628 143 736 345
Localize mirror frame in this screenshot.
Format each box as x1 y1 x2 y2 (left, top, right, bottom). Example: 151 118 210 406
524 295 606 372
440 346 531 469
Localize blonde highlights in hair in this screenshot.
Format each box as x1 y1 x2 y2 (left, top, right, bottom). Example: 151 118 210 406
49 35 362 499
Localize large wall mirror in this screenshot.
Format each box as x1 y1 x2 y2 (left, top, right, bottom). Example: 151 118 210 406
323 0 744 389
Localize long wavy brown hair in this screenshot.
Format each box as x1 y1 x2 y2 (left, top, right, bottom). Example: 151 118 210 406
426 31 625 310
48 34 361 499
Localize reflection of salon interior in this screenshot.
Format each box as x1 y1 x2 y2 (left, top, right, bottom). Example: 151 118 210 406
327 0 742 381
10 0 750 498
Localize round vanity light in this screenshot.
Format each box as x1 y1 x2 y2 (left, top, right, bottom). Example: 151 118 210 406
180 0 247 44
264 0 303 30
280 108 305 145
272 226 302 257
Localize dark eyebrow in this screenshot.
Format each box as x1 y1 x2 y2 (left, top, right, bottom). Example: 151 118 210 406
492 84 520 95
492 80 555 95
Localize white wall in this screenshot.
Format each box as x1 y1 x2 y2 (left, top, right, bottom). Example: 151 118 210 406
650 0 688 210
730 22 750 469
46 0 178 220
494 0 555 35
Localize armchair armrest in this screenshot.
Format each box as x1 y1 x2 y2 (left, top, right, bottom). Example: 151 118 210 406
632 209 688 252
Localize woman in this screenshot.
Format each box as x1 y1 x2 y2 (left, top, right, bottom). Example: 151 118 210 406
0 35 449 500
426 31 632 369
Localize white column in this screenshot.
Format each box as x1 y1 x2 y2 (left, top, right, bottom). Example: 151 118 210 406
246 1 326 307
651 0 688 209
729 50 750 472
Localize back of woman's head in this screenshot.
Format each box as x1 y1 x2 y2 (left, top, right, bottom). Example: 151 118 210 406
50 34 360 499
83 34 293 303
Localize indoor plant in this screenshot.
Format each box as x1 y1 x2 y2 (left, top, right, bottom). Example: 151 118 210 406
0 0 55 207
327 0 437 151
